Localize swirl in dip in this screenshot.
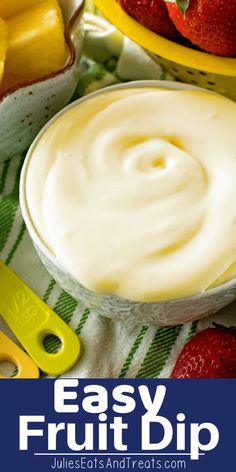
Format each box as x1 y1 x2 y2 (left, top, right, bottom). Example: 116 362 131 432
25 86 236 302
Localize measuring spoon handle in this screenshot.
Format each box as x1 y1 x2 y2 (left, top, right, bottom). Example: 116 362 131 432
0 261 81 376
0 330 39 379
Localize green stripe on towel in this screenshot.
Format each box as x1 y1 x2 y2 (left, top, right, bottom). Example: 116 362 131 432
119 326 149 378
136 326 182 378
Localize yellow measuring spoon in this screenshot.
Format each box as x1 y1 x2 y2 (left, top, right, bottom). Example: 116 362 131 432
0 330 39 379
0 261 81 376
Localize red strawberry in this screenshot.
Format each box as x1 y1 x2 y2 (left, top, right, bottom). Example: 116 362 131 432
118 0 179 39
171 324 236 378
165 0 236 57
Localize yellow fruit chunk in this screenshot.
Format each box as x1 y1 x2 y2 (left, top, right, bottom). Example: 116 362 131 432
0 73 22 94
0 18 8 86
5 0 68 80
0 0 43 20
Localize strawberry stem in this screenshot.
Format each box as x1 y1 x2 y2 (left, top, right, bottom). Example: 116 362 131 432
176 0 190 15
164 0 190 15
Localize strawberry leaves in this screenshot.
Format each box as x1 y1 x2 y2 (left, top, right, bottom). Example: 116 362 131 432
176 0 190 14
165 0 190 15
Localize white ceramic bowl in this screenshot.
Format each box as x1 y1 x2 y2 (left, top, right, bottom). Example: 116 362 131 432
0 0 85 161
20 80 236 326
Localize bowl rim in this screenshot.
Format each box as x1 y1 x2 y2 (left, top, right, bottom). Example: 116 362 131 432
20 79 236 305
0 0 85 103
94 0 236 77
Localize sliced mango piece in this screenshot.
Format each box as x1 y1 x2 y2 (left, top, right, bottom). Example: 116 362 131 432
0 0 43 20
5 0 68 80
0 18 8 86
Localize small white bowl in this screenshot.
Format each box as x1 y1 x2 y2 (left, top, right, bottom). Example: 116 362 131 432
20 80 236 326
0 0 85 161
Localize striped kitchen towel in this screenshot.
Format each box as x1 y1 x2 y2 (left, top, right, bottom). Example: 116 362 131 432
0 12 236 378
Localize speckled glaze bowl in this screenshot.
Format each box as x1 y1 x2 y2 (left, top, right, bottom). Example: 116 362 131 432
20 81 236 327
0 0 85 161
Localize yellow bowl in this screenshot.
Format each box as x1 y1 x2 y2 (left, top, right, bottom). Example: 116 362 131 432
94 0 236 101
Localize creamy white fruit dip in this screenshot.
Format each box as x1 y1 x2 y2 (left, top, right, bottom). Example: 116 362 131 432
25 87 236 302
